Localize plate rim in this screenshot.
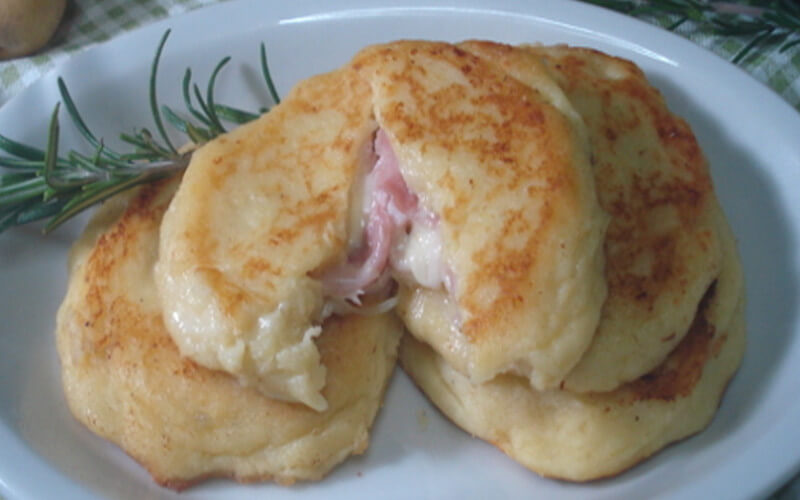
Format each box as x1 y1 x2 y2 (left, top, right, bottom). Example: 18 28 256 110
1 1 799 499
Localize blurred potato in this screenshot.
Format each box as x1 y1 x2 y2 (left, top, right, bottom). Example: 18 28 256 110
0 0 66 59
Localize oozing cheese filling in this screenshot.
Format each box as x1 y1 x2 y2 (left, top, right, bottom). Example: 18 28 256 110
318 129 450 305
158 128 448 412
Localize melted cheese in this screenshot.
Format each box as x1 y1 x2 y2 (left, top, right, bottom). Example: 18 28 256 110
391 220 447 290
156 263 329 411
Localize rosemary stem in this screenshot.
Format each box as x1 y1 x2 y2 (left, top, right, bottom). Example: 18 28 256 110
261 43 281 105
149 30 178 155
0 177 47 208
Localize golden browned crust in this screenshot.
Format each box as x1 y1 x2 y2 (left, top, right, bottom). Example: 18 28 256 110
179 68 374 278
399 205 745 482
620 284 717 404
358 42 587 340
518 45 725 392
540 47 713 304
401 292 744 483
56 180 402 489
361 41 608 389
154 62 380 409
458 42 725 391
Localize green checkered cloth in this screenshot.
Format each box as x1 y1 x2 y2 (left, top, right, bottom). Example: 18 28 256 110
643 10 800 112
0 0 229 105
0 0 798 497
1 0 799 111
1 0 799 112
701 36 800 110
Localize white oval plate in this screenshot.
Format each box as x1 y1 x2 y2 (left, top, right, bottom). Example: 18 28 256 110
1 1 799 499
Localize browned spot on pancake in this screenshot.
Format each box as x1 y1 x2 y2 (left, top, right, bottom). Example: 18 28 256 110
82 178 177 330
365 42 570 184
607 232 680 310
711 333 728 357
539 47 714 315
242 258 284 280
203 152 240 192
461 201 554 341
490 430 510 449
166 65 372 302
356 42 587 344
197 266 256 319
621 283 717 403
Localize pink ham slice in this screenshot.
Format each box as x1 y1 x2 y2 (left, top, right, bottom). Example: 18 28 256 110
320 129 419 299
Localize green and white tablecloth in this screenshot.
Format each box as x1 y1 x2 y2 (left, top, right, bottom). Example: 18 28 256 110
0 0 797 498
1 0 799 111
0 0 229 105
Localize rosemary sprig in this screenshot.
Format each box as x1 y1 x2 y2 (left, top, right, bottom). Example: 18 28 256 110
583 0 800 63
149 30 178 156
0 30 280 235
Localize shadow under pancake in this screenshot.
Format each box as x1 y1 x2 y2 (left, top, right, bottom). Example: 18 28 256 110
645 71 800 435
288 371 474 492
